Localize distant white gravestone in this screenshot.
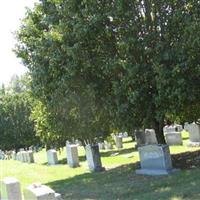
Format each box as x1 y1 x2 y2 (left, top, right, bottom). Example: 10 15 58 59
66 143 79 168
136 144 178 175
0 177 22 200
186 123 200 146
165 132 183 146
27 151 35 163
114 136 123 149
47 150 58 165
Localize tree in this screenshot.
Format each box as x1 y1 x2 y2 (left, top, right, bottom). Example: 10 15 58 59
0 75 40 151
15 0 200 144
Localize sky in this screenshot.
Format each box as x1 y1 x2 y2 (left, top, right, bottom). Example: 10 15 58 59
0 0 38 85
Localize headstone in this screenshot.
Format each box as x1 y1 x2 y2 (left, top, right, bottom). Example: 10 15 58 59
27 151 35 163
187 123 200 146
12 151 17 160
165 132 183 145
21 151 28 163
47 150 58 165
184 122 189 131
24 184 56 200
85 144 105 172
0 177 22 200
55 193 62 200
136 144 178 175
75 140 83 146
104 141 113 150
144 129 158 144
163 124 183 133
16 152 21 161
134 130 146 147
115 136 123 149
98 142 105 150
66 144 79 168
175 124 183 132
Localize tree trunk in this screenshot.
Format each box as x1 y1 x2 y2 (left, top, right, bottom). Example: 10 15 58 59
154 119 166 144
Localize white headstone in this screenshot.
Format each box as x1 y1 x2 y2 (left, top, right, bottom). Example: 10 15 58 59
27 151 35 163
24 184 56 200
165 132 183 145
98 142 105 150
66 144 79 168
115 136 123 149
21 151 28 163
12 151 17 160
55 193 62 200
188 123 200 142
47 150 58 165
0 177 22 200
144 129 158 144
104 141 113 150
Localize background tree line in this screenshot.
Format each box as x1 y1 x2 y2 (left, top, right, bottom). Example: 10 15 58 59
0 75 40 151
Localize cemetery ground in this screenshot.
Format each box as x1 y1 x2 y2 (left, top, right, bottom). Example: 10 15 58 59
1 132 200 200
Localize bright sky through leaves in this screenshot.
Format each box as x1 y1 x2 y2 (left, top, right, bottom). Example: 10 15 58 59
0 0 37 85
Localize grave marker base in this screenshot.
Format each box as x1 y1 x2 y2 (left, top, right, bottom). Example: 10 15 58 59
136 168 179 176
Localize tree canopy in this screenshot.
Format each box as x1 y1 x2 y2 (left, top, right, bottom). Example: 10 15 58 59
15 0 200 144
0 75 40 150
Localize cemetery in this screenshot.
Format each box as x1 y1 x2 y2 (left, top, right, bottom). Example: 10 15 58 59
0 0 200 200
1 129 200 199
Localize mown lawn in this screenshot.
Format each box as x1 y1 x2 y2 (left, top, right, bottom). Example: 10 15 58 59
1 132 200 200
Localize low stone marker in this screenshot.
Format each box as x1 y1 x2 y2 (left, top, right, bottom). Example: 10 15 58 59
104 141 113 150
187 123 200 146
47 150 58 165
85 144 105 172
66 143 79 168
115 136 123 149
136 144 178 175
0 177 22 200
98 142 105 150
165 132 183 146
24 184 62 200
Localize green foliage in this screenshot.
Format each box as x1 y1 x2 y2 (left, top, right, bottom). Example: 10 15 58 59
0 75 39 150
15 0 200 144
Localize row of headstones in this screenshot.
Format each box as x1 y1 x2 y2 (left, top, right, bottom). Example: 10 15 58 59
135 123 200 175
47 143 105 172
98 135 124 150
135 123 200 147
14 150 35 163
46 134 127 171
46 143 178 176
0 177 62 200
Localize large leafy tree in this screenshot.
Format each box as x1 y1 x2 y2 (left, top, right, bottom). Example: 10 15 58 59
15 0 200 144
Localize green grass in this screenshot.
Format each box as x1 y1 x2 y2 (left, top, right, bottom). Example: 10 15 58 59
1 134 200 200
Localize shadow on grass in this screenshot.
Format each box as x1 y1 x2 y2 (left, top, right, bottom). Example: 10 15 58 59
58 155 86 165
172 149 200 169
47 162 140 200
46 150 200 200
